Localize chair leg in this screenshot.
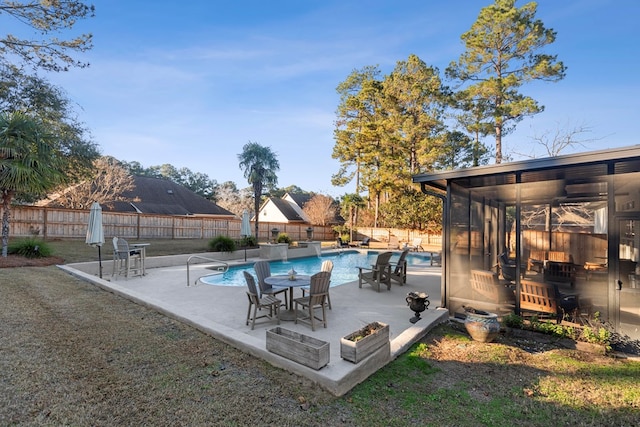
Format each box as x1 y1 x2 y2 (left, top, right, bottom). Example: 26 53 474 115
309 305 316 331
251 305 258 330
246 301 253 326
321 303 327 328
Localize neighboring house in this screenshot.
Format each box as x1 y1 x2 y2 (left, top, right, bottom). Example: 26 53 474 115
256 192 344 225
42 175 236 218
256 195 309 224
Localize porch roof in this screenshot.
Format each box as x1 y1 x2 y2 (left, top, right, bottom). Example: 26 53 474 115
413 145 640 197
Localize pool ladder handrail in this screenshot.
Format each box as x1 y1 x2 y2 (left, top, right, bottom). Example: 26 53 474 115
186 255 229 286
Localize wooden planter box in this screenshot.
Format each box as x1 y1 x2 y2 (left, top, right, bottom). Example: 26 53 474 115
266 327 330 370
340 322 390 363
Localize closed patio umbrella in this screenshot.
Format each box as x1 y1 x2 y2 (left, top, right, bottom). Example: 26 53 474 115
86 202 105 278
241 210 251 261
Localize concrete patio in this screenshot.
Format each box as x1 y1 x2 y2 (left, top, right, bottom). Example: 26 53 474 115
60 251 447 396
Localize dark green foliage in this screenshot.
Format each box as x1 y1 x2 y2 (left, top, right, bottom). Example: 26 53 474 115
208 236 236 253
8 238 52 258
276 233 291 244
240 235 257 247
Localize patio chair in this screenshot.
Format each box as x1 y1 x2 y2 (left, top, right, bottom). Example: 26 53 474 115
498 251 519 282
112 237 143 278
358 237 371 248
243 271 281 330
254 261 288 307
408 237 423 252
294 271 331 331
387 236 400 250
301 259 333 309
358 251 393 292
389 248 410 285
336 237 349 248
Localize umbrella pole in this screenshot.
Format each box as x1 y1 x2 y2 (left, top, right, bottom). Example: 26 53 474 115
98 246 103 279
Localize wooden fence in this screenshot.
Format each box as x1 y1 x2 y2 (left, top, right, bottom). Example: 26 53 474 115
4 205 443 245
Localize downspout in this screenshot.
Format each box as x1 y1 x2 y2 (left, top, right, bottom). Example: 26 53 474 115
421 183 447 309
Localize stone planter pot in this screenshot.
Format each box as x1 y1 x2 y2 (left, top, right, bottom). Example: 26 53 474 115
464 309 500 343
340 322 390 363
266 327 330 370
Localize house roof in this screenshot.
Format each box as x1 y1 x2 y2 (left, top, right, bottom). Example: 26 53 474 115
267 197 307 222
285 192 312 208
103 176 235 216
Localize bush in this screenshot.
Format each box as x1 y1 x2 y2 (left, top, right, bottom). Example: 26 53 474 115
208 236 236 253
240 235 257 247
276 233 291 244
502 313 524 329
8 238 53 258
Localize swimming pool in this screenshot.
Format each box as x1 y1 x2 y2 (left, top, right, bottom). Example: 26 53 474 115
199 250 437 287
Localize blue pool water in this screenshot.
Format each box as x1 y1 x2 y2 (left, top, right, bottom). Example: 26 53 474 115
200 250 436 287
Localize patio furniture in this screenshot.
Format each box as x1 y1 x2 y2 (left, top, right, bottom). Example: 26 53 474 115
302 260 334 309
498 251 524 282
519 280 579 323
543 261 576 287
336 237 349 248
244 271 281 330
112 237 143 278
527 249 547 272
470 269 515 306
389 248 410 285
387 236 400 250
357 237 371 248
254 261 288 307
358 251 393 292
408 238 423 252
294 271 332 331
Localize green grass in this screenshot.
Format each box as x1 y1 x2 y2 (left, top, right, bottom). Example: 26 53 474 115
6 238 640 426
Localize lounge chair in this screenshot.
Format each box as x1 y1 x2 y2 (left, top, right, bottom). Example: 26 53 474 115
358 251 393 292
357 237 371 248
390 248 410 285
408 238 423 252
336 237 349 248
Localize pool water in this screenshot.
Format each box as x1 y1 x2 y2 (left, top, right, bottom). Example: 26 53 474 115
199 250 436 287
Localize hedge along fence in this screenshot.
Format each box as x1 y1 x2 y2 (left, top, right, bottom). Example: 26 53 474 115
2 205 444 245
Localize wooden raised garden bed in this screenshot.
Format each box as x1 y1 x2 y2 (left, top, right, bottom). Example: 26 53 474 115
340 321 390 363
266 327 330 370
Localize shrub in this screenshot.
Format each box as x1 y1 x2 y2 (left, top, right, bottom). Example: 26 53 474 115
8 238 52 258
208 236 236 253
502 313 524 329
276 233 291 244
240 235 257 247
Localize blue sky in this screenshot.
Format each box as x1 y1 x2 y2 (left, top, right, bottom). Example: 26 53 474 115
40 0 640 197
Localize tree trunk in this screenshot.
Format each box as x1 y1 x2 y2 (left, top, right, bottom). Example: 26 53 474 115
495 122 503 164
2 190 14 257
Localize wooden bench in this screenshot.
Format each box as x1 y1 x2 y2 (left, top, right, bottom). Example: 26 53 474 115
470 270 515 308
520 280 562 323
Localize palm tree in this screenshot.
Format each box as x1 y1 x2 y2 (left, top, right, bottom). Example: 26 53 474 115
340 193 365 242
0 112 65 256
237 142 279 239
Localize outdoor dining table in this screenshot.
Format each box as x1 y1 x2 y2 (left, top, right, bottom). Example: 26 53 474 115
264 274 311 321
129 243 150 275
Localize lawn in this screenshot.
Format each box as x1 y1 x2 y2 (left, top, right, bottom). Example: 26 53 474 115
1 238 638 426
